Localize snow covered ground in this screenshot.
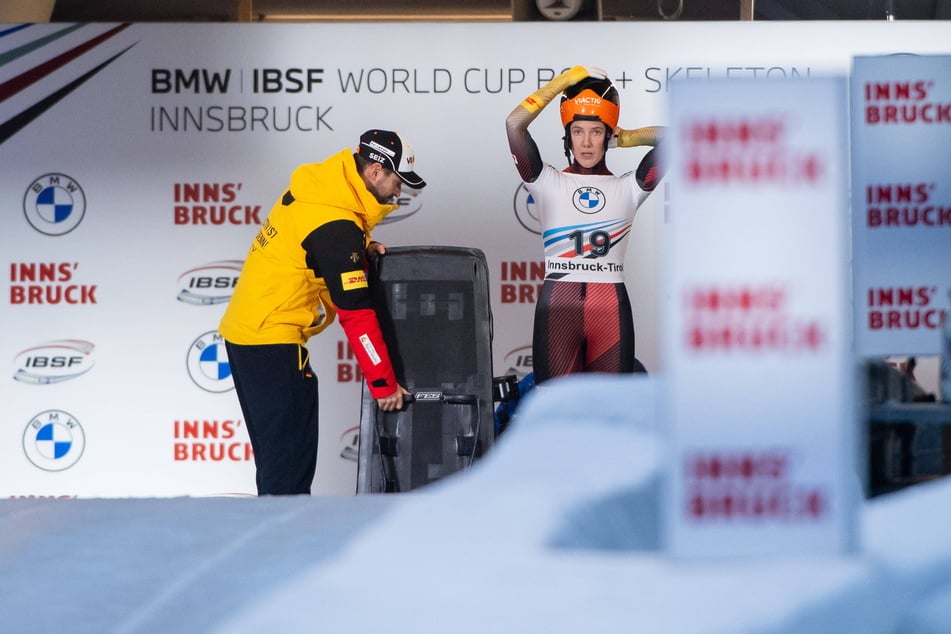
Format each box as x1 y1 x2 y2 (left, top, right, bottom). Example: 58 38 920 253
2 374 951 633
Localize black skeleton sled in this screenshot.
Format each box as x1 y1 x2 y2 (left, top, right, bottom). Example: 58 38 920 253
355 246 519 494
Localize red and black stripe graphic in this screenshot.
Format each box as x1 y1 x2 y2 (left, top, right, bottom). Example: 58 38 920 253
0 23 136 145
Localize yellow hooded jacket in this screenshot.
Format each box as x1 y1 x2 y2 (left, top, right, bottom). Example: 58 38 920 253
219 149 400 398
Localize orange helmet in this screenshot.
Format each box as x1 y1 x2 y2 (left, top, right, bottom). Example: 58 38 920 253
559 76 620 131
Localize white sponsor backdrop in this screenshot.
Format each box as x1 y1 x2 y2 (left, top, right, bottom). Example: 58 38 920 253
663 76 856 556
850 54 951 357
2 22 949 498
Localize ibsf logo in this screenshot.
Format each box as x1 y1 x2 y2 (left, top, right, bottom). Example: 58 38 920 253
186 330 233 392
23 410 86 471
177 260 242 305
513 183 541 235
377 186 423 224
339 425 359 462
23 174 86 236
502 344 533 377
13 339 95 385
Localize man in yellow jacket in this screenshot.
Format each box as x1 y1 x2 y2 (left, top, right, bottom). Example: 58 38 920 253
219 129 425 495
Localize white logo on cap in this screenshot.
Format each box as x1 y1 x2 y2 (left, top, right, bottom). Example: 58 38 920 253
367 140 396 158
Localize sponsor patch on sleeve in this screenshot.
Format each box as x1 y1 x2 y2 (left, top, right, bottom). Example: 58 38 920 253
341 270 368 291
359 334 382 365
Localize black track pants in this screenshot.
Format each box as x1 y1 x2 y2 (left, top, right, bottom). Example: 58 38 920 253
225 341 319 495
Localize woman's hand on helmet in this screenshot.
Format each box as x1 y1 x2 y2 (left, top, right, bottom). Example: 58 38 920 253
561 66 607 88
550 66 610 99
522 66 597 113
556 66 593 90
582 66 609 80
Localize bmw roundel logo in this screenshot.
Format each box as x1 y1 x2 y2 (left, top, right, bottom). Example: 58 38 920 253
572 186 606 214
23 173 87 236
513 183 541 235
187 330 233 393
23 410 86 471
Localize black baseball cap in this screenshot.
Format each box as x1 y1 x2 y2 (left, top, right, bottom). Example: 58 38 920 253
358 129 426 189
